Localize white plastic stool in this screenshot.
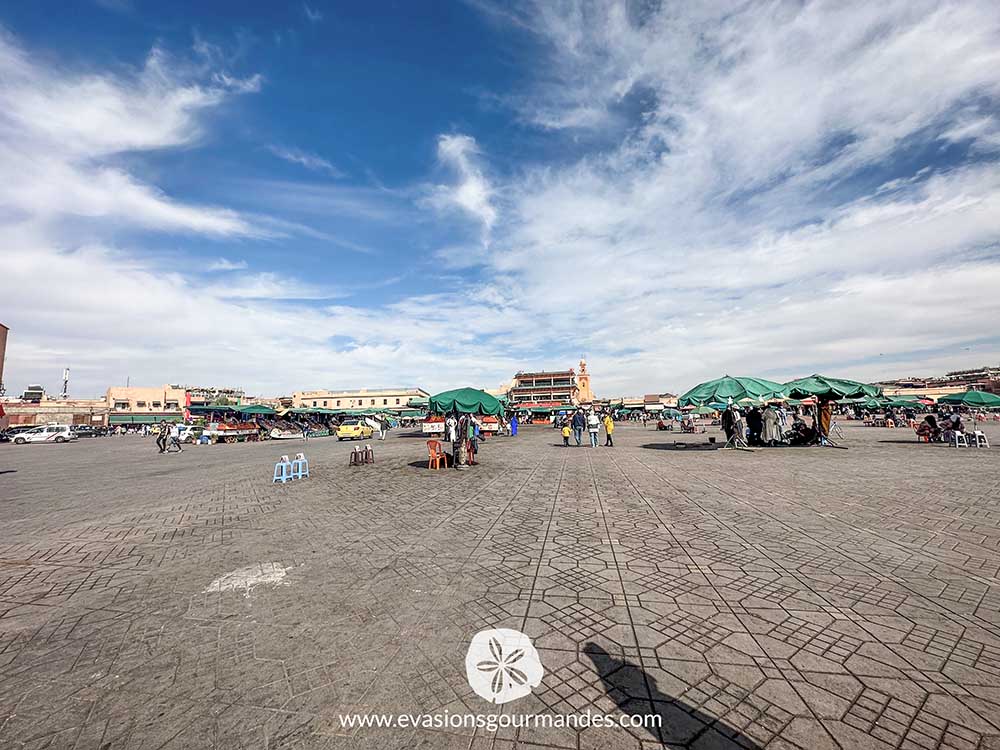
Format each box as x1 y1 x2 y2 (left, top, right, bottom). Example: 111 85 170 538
273 455 293 483
973 431 990 448
291 452 309 478
953 432 968 448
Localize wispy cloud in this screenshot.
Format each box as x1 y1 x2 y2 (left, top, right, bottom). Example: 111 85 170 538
454 0 1000 393
6 4 1000 399
303 4 323 23
207 257 248 271
425 134 497 244
266 145 344 177
0 32 265 237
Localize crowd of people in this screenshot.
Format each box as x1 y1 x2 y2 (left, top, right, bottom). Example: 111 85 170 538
556 409 615 448
718 402 823 447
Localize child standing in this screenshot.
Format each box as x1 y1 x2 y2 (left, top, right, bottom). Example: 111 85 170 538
561 423 571 446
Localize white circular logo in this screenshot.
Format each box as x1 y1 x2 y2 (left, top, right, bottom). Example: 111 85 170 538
464 628 544 704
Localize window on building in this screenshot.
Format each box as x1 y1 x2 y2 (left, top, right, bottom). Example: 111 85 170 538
165 401 178 409
114 401 128 410
336 400 341 406
370 399 375 406
395 398 400 405
136 401 146 407
383 399 387 405
152 401 161 408
313 401 318 407
323 400 328 407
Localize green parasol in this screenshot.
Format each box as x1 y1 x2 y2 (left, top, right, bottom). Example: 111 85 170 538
691 406 717 415
937 390 1000 408
234 405 276 415
783 374 881 401
677 375 785 407
428 387 504 416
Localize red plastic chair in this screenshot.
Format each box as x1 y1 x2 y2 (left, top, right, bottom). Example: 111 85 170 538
427 440 449 470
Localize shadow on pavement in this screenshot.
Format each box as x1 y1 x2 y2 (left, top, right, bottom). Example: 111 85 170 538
582 642 763 748
408 459 442 470
640 442 720 451
877 440 947 445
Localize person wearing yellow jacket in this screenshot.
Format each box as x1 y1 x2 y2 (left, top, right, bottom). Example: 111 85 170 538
603 414 615 447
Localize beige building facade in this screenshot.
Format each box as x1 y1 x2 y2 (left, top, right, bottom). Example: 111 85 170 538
2 397 108 426
292 388 430 411
106 385 187 412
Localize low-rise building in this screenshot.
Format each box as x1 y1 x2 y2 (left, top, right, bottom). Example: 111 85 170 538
2 397 108 426
291 388 430 411
877 365 1000 401
507 360 596 407
105 385 186 426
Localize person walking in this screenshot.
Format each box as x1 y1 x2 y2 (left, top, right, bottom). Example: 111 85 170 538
510 414 518 436
603 413 615 447
746 406 763 446
721 407 737 445
587 410 600 447
155 420 169 453
167 422 184 453
762 403 781 445
571 410 585 446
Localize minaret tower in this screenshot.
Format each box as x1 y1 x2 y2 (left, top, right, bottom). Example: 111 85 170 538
576 358 594 403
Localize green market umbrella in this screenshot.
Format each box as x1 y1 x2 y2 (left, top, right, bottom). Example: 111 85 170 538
677 375 785 407
937 390 1000 408
234 405 276 415
428 387 503 416
886 398 926 409
783 374 881 401
690 406 717 416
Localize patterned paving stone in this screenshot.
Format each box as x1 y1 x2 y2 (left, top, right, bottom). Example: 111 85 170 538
1 421 1000 748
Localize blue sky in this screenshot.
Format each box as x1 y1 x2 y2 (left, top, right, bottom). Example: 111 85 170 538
3 0 1000 398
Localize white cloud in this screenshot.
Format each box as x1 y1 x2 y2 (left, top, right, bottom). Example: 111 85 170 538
211 71 263 94
267 145 344 176
426 134 497 244
451 0 1000 394
6 4 1000 399
0 32 263 237
207 257 249 271
303 4 323 23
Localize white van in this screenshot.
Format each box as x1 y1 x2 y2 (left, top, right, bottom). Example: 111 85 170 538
11 424 78 444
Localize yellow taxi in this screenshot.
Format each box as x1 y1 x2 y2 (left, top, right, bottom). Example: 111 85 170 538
336 420 374 441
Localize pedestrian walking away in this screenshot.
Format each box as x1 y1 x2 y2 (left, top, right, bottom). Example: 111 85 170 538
561 423 571 446
155 420 169 453
572 409 585 446
167 423 184 452
587 411 600 447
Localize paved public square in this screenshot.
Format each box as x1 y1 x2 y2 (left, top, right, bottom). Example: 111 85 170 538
2 422 1000 749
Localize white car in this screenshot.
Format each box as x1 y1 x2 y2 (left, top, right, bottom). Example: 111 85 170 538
11 424 78 444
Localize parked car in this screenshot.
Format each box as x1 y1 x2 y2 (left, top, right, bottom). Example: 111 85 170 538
10 424 78 444
6 425 39 437
178 425 203 443
336 420 374 441
4 425 38 441
70 425 100 438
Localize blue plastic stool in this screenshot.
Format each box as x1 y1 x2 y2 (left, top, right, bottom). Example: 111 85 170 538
291 453 309 479
273 456 292 483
